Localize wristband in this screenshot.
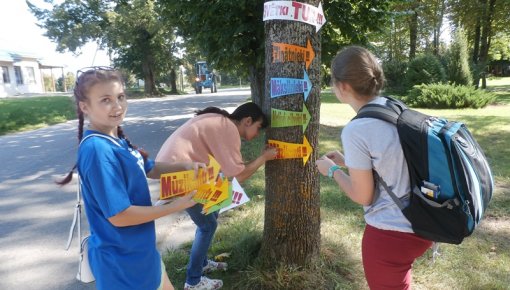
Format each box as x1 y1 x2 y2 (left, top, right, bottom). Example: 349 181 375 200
328 165 342 178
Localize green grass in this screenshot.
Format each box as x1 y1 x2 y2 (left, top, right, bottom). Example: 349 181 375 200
0 96 75 135
164 79 510 289
487 77 510 105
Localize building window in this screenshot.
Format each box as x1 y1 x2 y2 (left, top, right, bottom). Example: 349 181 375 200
1 66 9 83
26 66 36 84
14 66 23 85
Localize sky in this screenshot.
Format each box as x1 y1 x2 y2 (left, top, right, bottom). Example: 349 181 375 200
0 0 111 74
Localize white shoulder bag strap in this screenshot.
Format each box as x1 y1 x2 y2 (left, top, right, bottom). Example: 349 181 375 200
65 134 122 250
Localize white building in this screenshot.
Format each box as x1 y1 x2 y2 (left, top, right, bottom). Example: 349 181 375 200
0 49 64 98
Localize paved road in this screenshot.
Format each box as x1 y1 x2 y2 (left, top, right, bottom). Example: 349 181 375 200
0 88 250 290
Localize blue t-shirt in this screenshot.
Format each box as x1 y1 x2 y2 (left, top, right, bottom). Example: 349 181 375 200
77 130 160 290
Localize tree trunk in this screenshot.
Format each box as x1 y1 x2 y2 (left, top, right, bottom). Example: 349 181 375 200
472 18 481 88
170 68 178 94
142 52 159 96
249 65 265 107
260 0 321 267
479 0 496 89
409 10 418 59
432 0 445 56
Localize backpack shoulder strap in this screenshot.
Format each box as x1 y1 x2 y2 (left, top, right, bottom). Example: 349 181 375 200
353 96 407 125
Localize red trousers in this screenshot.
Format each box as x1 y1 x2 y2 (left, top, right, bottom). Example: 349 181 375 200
362 224 432 290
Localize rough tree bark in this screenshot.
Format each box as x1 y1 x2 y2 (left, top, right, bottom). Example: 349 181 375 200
260 0 321 267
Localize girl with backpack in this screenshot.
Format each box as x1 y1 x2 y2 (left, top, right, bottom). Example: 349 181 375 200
58 67 202 290
315 46 432 290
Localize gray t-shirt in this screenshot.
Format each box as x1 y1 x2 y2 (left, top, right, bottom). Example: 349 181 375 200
341 96 413 233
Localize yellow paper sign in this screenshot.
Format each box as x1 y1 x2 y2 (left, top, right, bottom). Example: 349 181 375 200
200 176 230 214
160 155 221 200
268 136 312 165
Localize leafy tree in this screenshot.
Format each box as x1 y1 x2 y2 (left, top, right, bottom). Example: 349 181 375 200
42 74 55 92
27 0 177 96
57 72 76 92
488 32 510 61
446 28 473 85
449 0 510 88
160 0 390 105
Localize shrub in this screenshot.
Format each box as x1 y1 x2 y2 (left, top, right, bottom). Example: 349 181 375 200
405 54 446 90
405 83 496 109
383 59 408 94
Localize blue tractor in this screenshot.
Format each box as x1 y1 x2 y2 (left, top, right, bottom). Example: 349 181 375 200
194 61 217 94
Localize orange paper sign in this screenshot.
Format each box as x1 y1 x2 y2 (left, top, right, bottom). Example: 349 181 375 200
272 38 315 70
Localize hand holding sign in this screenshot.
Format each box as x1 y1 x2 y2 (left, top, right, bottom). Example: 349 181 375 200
159 155 220 200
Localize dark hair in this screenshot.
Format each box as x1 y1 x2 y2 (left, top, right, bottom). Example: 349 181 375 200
331 46 385 99
195 102 269 128
57 67 146 185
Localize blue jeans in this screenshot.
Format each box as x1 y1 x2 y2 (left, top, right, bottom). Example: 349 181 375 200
185 203 219 285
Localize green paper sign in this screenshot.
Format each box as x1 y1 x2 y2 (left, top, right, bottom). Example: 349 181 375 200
271 105 311 132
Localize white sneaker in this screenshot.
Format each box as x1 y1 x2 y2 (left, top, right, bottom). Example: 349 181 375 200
203 259 228 273
184 276 223 290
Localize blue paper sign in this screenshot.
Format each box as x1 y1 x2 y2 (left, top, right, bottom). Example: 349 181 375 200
270 70 311 101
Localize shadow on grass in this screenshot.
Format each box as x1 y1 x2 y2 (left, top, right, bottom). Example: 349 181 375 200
487 84 510 105
164 207 366 290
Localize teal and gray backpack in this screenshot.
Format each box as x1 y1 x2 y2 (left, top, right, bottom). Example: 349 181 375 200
354 97 494 244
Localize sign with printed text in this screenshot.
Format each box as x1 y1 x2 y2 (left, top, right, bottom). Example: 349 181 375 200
270 70 311 100
219 178 250 214
159 155 220 200
268 136 312 165
271 105 311 132
272 38 315 70
263 1 326 32
195 176 231 215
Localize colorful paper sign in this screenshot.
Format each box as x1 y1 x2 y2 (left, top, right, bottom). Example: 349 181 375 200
159 155 221 200
195 176 231 215
263 1 326 32
272 38 315 70
271 105 311 133
219 178 250 214
268 136 312 165
270 70 311 100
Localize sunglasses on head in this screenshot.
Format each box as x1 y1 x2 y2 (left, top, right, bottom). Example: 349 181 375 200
76 66 116 78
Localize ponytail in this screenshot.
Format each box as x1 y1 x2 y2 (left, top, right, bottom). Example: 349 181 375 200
195 102 268 128
195 107 230 117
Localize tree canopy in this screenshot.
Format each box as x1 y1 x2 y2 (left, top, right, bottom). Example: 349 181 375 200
28 0 177 96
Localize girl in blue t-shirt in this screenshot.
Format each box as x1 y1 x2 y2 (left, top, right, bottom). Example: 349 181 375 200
58 67 202 290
